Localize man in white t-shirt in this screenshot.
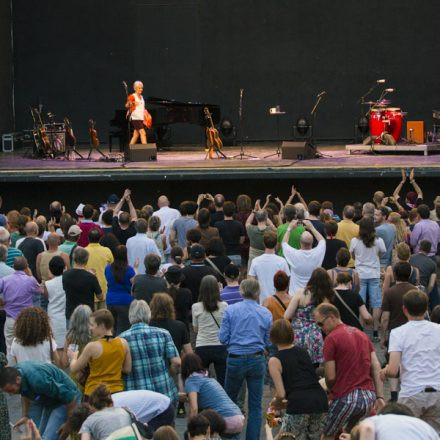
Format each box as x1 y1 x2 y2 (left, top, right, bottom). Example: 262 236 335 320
381 289 440 434
153 196 180 259
281 219 326 293
248 230 290 303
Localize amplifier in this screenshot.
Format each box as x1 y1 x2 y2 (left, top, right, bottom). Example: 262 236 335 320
281 141 315 160
128 143 157 161
406 121 424 144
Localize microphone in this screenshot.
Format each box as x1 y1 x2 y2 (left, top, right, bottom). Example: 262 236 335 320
376 79 386 84
317 91 326 98
385 88 395 92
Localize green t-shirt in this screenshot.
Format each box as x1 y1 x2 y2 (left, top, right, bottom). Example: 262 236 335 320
277 223 305 256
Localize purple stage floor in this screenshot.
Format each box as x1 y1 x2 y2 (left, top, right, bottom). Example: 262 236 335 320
0 144 439 181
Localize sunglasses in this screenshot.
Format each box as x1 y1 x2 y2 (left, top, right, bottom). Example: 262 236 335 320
316 316 329 328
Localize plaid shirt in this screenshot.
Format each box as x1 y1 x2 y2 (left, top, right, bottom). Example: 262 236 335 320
120 322 179 401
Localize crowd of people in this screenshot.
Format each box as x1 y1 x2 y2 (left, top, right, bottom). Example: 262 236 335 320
0 168 439 439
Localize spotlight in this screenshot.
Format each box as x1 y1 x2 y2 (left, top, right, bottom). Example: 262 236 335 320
357 116 369 134
295 116 310 136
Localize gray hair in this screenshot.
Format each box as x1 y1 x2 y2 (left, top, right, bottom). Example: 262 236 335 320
0 227 9 244
255 210 268 223
66 304 93 348
73 247 89 265
0 245 7 262
240 278 260 300
133 80 143 89
129 299 151 324
362 202 375 217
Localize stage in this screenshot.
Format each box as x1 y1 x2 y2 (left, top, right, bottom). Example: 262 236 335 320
1 143 440 183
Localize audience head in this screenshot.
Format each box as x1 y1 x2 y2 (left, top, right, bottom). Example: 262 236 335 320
128 299 151 325
362 202 375 218
263 230 277 250
197 208 211 229
67 224 81 242
91 309 114 336
184 201 198 217
46 233 60 249
306 267 334 305
49 255 65 277
419 239 432 254
223 201 236 217
214 194 225 208
299 231 314 249
236 194 252 212
199 410 226 437
101 209 114 226
199 275 220 312
313 303 341 335
144 253 161 275
135 218 148 234
403 289 428 318
342 205 355 220
0 227 10 245
24 221 38 236
374 206 388 224
393 261 411 282
190 244 205 262
358 217 376 247
14 307 53 347
170 246 184 265
273 270 289 292
0 245 7 263
308 201 321 217
324 220 338 237
181 353 206 381
153 426 180 440
255 210 268 223
270 318 294 346
240 278 260 301
186 228 202 245
396 242 411 261
417 204 430 220
89 384 113 410
378 402 414 416
336 271 352 287
82 204 94 220
223 263 239 282
157 195 170 208
335 247 350 267
0 367 21 394
73 247 89 266
430 305 440 324
206 238 225 257
13 256 28 272
67 304 92 348
118 211 131 227
283 204 297 222
187 414 210 439
69 403 93 433
150 292 176 320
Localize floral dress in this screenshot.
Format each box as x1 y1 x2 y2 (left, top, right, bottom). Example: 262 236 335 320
292 303 323 364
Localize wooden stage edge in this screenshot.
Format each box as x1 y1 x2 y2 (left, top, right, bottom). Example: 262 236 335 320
1 144 440 182
346 142 440 156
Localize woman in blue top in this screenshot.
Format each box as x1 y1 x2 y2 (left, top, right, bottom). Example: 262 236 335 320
105 245 136 335
182 353 244 438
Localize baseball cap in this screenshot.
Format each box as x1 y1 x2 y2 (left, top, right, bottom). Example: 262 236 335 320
76 203 85 217
68 225 81 237
0 215 7 227
107 194 119 204
164 265 185 284
190 244 205 259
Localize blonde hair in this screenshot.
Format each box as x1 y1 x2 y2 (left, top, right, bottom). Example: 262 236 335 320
388 212 407 243
396 242 411 261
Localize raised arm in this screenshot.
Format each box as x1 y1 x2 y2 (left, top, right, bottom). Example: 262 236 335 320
409 168 423 199
282 219 298 244
370 350 385 412
114 189 131 216
303 219 324 241
125 194 138 221
392 169 407 200
262 194 272 210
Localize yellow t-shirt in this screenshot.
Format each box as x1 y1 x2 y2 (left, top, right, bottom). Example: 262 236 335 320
85 243 114 300
335 219 359 267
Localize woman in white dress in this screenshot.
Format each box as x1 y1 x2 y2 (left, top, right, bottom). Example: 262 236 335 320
10 307 59 366
44 256 67 350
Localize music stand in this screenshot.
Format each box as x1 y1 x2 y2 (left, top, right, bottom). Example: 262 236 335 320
265 107 285 158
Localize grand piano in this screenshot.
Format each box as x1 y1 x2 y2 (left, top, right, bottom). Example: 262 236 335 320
109 96 221 149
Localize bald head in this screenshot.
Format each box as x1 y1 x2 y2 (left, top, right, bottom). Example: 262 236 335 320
47 233 60 249
157 196 170 208
373 191 385 204
214 194 225 208
0 227 10 245
300 231 313 249
24 221 38 236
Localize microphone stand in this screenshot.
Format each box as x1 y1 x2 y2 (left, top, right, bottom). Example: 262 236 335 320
232 88 256 159
122 81 131 161
308 94 325 157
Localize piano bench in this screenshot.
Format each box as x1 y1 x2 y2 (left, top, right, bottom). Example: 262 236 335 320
108 133 125 152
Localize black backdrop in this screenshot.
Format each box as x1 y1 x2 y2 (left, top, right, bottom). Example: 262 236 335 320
4 0 440 143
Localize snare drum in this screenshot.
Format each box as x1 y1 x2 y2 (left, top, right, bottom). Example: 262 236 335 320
384 107 403 143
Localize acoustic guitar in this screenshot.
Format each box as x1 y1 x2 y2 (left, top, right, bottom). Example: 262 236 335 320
204 107 225 159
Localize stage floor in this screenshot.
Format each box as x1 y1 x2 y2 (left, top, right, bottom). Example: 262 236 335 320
1 144 440 182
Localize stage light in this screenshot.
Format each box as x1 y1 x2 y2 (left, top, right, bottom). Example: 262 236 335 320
357 116 369 134
296 116 309 135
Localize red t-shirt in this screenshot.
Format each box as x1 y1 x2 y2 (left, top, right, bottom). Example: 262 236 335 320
78 222 102 247
323 323 375 400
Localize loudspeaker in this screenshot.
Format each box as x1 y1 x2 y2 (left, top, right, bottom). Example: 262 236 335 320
281 141 315 160
128 143 157 161
406 121 424 144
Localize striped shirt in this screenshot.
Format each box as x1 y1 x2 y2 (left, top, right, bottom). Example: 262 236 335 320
6 247 23 267
120 323 179 402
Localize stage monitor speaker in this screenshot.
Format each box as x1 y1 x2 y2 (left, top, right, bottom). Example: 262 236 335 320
128 143 157 161
406 121 424 144
281 141 314 160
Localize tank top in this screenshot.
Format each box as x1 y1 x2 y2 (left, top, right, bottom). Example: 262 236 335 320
85 337 125 396
274 346 328 415
40 251 63 282
265 295 291 321
130 93 145 120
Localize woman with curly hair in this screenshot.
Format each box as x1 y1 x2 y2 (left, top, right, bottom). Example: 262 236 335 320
10 306 59 366
284 268 334 365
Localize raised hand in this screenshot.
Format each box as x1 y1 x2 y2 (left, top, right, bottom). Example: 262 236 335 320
401 168 407 183
409 168 415 181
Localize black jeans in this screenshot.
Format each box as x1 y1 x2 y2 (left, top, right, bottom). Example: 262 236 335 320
148 403 176 431
108 304 131 335
195 345 227 387
0 310 5 354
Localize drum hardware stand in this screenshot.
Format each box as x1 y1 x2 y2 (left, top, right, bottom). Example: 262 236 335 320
264 107 285 159
87 143 107 160
232 88 256 159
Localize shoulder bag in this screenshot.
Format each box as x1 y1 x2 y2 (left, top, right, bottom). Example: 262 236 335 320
334 290 363 328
